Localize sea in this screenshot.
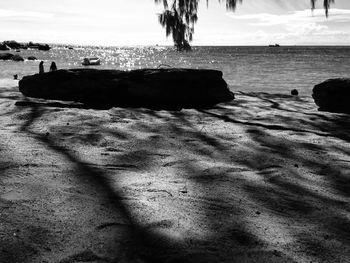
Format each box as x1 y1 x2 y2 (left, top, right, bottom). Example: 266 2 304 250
1 45 350 95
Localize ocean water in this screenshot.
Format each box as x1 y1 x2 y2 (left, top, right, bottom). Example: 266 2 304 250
1 46 350 95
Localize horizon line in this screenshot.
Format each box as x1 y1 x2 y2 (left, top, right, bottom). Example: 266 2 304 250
1 39 350 48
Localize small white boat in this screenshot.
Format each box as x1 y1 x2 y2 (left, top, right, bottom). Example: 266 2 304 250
82 57 101 66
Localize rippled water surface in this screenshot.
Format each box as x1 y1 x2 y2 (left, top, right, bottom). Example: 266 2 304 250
1 46 350 94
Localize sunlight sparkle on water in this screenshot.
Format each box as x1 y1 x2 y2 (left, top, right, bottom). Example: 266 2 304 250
1 46 350 94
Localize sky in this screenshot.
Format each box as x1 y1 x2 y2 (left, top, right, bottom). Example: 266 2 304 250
1 0 350 46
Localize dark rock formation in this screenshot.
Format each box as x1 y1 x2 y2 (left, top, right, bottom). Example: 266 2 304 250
0 53 14 60
313 78 350 114
28 42 51 51
1 40 51 51
12 54 24 61
19 68 234 109
3 40 23 49
38 44 51 51
0 53 24 61
0 53 25 61
0 43 10 50
291 89 299 96
27 56 37 60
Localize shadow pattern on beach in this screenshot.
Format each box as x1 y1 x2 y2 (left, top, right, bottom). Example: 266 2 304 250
1 88 349 262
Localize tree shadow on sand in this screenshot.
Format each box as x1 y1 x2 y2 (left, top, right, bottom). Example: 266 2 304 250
16 102 206 262
5 90 350 262
14 100 263 262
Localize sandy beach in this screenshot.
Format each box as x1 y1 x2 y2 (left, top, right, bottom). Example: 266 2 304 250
1 79 349 263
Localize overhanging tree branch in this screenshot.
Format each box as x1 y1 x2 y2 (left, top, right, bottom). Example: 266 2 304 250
155 0 335 50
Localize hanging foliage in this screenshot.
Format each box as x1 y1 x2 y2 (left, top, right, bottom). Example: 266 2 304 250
311 0 335 16
155 0 335 50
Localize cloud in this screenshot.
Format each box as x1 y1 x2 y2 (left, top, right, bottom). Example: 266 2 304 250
195 29 350 45
221 8 350 45
227 8 350 26
292 23 328 35
0 9 54 20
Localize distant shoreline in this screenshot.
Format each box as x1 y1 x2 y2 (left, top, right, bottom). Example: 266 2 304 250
1 40 350 49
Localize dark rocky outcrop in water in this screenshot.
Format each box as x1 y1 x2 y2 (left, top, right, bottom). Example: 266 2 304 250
2 40 24 49
28 42 51 51
0 40 51 51
39 44 50 51
12 54 24 61
19 68 234 109
291 89 298 96
313 78 350 114
0 53 14 60
0 53 24 61
27 56 37 60
0 43 10 50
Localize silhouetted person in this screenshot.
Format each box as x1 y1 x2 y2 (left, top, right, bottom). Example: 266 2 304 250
13 74 18 80
49 61 57 72
39 61 44 74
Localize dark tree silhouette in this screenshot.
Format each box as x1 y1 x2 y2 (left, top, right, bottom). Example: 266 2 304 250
155 0 335 50
311 0 335 16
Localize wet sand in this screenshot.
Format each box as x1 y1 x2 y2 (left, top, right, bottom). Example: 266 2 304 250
1 80 349 263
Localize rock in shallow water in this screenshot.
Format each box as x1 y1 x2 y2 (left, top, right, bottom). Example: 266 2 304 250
313 78 350 114
0 53 14 60
0 53 24 61
291 89 298 96
0 43 10 51
19 68 234 109
12 54 24 61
